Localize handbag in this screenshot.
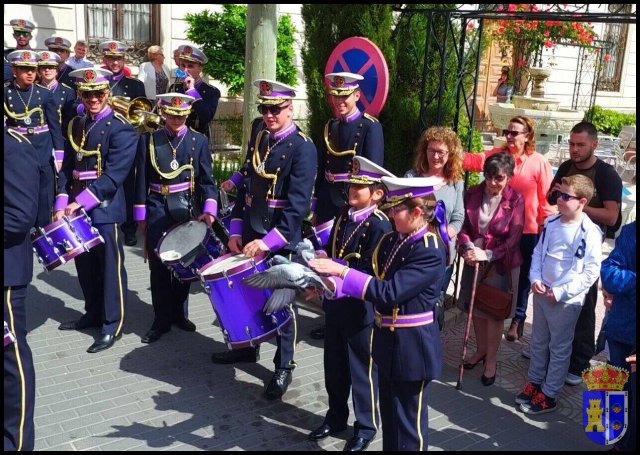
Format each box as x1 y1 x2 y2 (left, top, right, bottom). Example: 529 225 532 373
474 244 513 320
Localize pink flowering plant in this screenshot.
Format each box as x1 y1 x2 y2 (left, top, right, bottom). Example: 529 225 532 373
491 4 599 70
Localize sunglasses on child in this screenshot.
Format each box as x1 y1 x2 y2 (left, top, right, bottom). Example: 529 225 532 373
258 103 291 116
555 191 581 202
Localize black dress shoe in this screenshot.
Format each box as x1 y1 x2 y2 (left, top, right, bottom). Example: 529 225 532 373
173 317 196 332
309 325 325 340
141 327 170 344
87 333 121 353
58 317 100 331
264 369 292 400
344 436 372 451
211 347 259 364
308 423 347 441
124 234 137 246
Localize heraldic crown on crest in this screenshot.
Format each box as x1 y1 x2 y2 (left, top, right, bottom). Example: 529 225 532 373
582 364 630 391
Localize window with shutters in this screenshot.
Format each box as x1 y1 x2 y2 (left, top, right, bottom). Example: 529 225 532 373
597 4 631 92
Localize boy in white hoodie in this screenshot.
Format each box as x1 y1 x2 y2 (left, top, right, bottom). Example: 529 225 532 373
516 174 602 414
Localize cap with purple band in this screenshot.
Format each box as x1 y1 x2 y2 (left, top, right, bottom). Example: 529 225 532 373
7 50 38 67
253 79 296 106
325 72 363 96
157 92 195 116
178 45 208 65
45 36 71 51
346 156 396 185
381 176 440 209
69 66 112 91
100 40 127 56
10 19 35 33
37 50 61 66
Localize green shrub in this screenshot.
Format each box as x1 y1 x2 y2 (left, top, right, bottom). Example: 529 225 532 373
585 105 636 137
185 5 297 96
212 155 242 185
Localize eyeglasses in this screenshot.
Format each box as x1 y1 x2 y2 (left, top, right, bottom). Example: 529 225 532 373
80 91 108 100
555 191 581 202
484 174 507 183
258 103 291 116
427 148 449 157
14 31 31 37
502 129 527 137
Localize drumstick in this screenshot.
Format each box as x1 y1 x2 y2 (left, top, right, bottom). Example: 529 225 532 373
143 233 148 263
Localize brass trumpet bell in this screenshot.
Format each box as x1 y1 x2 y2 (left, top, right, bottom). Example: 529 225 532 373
134 109 164 132
108 96 153 128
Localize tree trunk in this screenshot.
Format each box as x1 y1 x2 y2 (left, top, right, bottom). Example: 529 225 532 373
242 5 278 152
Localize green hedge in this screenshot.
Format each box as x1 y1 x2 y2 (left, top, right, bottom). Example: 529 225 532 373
585 105 636 137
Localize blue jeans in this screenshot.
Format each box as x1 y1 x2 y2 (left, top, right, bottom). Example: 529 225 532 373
512 233 539 324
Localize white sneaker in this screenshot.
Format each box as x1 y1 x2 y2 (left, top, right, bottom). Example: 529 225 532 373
565 372 583 386
521 347 531 359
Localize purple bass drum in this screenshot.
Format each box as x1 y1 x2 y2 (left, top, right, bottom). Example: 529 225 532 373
31 209 104 271
198 253 291 349
156 220 226 282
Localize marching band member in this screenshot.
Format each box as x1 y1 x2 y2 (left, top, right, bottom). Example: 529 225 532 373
210 80 317 401
100 40 147 246
44 36 75 88
133 93 218 344
315 72 384 225
169 45 220 138
55 67 137 353
4 50 65 228
4 125 40 451
36 51 77 139
308 156 393 451
310 177 448 451
4 19 35 61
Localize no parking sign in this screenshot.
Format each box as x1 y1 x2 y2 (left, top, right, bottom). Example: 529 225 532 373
324 37 389 117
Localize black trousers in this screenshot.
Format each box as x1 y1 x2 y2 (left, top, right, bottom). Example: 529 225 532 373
36 162 54 228
75 223 127 336
4 285 35 451
147 250 190 330
568 282 598 375
120 165 137 237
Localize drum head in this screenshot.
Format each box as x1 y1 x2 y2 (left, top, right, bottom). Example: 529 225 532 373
199 254 251 276
158 221 208 261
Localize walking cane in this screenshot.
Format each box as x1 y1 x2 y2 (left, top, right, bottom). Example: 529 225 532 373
456 262 480 390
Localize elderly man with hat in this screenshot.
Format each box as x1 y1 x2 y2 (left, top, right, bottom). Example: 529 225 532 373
168 44 220 138
4 19 36 61
133 92 218 344
309 176 448 451
36 51 77 139
4 49 65 228
54 66 138 353
309 71 385 341
210 79 317 400
99 40 146 246
45 36 74 88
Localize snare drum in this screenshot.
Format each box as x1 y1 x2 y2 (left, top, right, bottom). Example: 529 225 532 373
156 220 226 282
198 253 291 349
31 210 104 272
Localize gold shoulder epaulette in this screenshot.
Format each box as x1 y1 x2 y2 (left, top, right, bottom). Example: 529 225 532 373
61 82 73 90
373 209 389 221
7 128 31 144
363 113 379 123
297 131 310 142
113 112 128 123
35 82 50 91
4 81 11 87
424 231 438 249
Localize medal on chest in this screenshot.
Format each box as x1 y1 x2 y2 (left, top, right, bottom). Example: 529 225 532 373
76 152 83 162
170 159 179 170
23 116 32 125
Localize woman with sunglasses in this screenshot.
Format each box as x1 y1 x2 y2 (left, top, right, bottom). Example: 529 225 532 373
457 153 525 385
309 176 448 451
463 115 555 342
211 79 317 402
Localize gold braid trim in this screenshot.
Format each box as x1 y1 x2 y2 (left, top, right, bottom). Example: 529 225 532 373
67 119 103 177
252 129 279 200
4 102 44 124
372 232 393 280
324 121 356 157
149 132 193 181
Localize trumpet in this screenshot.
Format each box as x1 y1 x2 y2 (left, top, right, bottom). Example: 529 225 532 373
133 109 164 132
107 96 153 129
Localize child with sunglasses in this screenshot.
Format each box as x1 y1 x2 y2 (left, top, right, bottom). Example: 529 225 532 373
309 176 449 451
307 156 393 451
516 174 603 415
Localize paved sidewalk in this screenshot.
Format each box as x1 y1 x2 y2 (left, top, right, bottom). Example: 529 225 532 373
26 234 612 451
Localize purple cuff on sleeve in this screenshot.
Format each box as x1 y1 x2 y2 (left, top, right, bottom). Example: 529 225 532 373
133 204 146 221
185 87 202 101
229 172 243 187
54 194 68 212
77 104 85 115
262 228 288 252
325 277 346 300
342 268 373 301
203 198 218 217
54 150 64 161
230 218 243 237
76 189 101 211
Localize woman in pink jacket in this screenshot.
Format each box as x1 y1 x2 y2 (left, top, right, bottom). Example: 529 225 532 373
457 153 525 385
463 116 555 341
